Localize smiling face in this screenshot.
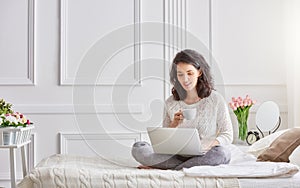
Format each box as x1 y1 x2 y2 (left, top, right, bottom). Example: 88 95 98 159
176 62 202 92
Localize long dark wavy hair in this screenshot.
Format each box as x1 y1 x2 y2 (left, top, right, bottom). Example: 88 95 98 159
170 49 214 101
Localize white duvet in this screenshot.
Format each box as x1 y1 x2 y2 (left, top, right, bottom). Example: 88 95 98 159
183 144 299 178
184 162 299 178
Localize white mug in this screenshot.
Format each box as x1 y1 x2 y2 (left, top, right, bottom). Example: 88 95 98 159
182 108 197 120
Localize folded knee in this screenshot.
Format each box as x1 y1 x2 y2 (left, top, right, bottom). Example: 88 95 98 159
131 141 153 160
132 141 150 148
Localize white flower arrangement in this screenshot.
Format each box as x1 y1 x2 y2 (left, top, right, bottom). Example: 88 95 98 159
0 112 32 127
0 98 33 128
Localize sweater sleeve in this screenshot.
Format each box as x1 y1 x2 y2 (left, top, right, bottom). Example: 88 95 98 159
215 95 234 145
162 103 171 128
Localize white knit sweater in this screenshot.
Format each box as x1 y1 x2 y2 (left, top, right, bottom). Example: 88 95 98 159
163 91 233 149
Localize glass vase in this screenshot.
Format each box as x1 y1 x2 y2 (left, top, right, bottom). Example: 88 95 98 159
236 108 250 141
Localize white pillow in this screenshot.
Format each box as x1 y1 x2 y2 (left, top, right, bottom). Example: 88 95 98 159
289 146 300 167
247 129 289 157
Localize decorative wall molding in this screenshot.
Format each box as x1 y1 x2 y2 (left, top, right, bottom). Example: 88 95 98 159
60 0 141 86
0 0 35 85
14 103 287 114
163 0 187 100
0 133 35 180
14 104 143 114
59 132 141 154
216 83 287 87
134 0 141 84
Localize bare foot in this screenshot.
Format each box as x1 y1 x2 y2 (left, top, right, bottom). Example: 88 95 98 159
137 165 154 169
137 165 167 170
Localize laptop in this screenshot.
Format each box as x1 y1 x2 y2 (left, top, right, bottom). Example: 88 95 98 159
147 127 205 155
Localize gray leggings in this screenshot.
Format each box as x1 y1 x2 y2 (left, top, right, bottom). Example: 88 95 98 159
131 141 231 170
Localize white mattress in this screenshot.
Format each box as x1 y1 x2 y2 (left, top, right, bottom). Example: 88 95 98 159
239 171 300 188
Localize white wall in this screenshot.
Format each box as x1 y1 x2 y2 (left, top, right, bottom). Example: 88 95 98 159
0 0 297 186
211 0 288 137
285 0 300 129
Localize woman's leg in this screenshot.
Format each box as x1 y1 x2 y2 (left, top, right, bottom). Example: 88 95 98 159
131 141 183 169
174 145 231 170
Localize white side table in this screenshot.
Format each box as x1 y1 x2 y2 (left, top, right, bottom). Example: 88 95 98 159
0 126 34 188
0 142 30 188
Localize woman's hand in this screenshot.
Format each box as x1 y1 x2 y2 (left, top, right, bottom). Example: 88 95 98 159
169 110 183 128
203 139 220 151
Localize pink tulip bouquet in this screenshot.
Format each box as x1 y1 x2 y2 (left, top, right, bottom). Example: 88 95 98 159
229 95 256 141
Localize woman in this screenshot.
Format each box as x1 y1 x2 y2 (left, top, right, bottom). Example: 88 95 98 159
132 49 233 170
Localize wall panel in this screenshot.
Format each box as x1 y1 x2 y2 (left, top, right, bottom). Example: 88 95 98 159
60 0 141 85
0 0 35 85
60 132 141 166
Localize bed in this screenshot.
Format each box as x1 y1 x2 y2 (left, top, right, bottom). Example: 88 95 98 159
17 144 300 188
